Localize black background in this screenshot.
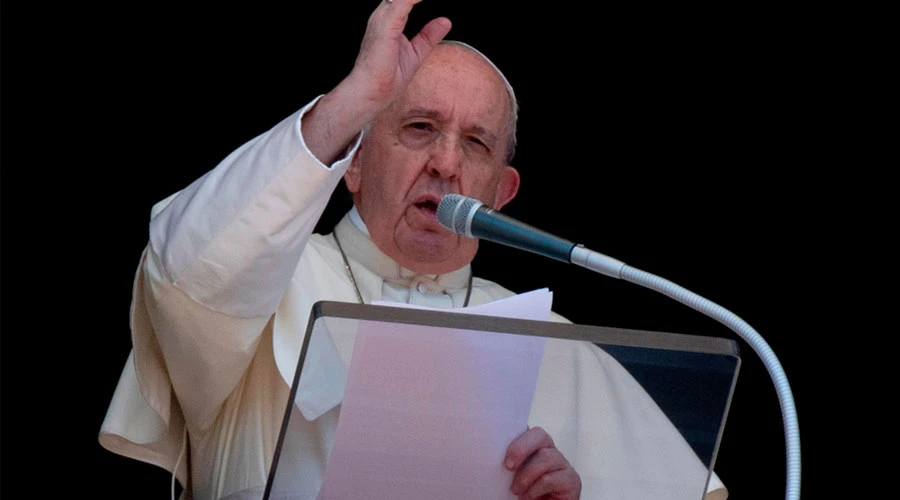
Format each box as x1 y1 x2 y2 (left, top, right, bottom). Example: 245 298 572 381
2 0 870 498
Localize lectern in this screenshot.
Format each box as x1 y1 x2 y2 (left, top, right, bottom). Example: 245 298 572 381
262 301 740 500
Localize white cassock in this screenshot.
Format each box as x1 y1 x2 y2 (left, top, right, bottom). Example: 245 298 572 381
99 97 729 500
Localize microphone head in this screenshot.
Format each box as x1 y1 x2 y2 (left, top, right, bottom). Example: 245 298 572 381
437 194 483 237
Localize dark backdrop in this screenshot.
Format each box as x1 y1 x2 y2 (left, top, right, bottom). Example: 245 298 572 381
3 1 856 498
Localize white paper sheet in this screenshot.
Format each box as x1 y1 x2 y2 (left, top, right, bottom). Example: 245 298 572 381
318 289 553 500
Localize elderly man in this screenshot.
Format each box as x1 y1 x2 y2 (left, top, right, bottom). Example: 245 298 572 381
99 1 728 499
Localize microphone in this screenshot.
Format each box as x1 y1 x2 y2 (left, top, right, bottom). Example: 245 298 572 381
438 195 801 500
436 194 626 278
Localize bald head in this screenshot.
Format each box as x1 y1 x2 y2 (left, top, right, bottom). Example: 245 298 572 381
433 41 519 164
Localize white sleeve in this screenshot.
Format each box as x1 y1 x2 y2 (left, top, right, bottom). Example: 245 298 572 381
149 96 361 318
102 97 362 448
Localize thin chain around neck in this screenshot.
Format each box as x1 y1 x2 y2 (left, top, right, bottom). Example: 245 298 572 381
332 231 473 307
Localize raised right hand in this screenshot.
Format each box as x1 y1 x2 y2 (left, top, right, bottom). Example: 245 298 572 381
349 0 453 108
302 0 451 165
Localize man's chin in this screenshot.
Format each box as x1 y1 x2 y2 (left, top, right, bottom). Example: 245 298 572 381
396 233 474 274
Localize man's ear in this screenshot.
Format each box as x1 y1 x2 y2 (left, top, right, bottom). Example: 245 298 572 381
492 166 520 210
343 147 363 194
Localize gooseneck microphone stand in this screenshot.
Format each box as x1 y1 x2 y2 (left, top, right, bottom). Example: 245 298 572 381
438 193 801 500
571 246 800 500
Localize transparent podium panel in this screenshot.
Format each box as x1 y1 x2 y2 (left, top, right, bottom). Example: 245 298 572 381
263 301 740 500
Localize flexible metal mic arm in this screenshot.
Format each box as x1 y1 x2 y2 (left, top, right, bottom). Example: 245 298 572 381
571 245 801 500
437 193 800 499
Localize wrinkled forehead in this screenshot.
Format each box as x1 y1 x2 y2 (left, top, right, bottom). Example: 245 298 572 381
438 40 516 111
393 44 512 127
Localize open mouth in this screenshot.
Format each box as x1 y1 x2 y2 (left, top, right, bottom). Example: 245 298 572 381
415 200 439 213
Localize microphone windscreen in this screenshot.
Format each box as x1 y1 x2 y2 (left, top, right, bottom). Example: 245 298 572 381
437 194 482 236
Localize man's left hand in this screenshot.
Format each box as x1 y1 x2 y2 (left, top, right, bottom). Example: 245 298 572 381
504 426 582 499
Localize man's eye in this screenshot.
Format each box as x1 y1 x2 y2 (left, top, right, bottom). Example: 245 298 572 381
467 137 490 152
407 122 433 132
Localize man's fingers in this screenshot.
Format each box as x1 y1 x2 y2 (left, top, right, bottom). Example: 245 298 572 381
505 427 581 499
352 0 442 103
372 0 425 22
510 447 568 495
366 0 420 37
519 467 582 500
505 426 555 471
409 16 452 58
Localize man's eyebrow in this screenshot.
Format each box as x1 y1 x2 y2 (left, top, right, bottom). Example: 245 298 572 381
402 108 499 146
402 108 443 120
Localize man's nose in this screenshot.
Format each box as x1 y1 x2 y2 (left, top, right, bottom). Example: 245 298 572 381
425 134 461 180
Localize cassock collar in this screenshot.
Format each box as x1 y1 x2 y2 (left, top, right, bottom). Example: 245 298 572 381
332 208 472 294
